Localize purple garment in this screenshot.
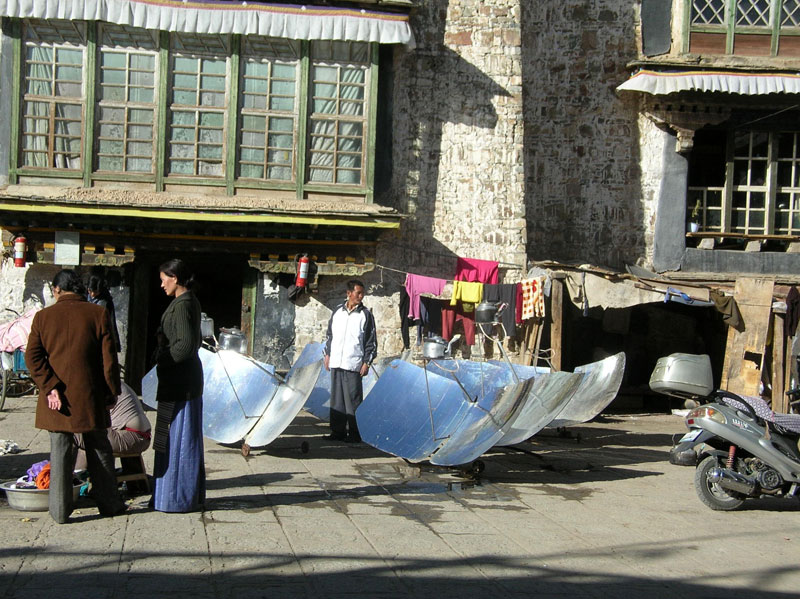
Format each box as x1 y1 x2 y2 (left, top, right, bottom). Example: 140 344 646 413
405 274 447 320
26 460 49 482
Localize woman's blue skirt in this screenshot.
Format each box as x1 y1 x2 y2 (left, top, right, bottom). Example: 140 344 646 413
152 396 205 512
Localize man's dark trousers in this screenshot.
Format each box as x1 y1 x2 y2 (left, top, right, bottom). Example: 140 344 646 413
329 368 363 440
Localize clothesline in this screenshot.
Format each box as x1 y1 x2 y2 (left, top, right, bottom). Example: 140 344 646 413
379 241 523 269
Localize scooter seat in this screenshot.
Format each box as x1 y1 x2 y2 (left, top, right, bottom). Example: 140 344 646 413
773 413 800 435
721 393 800 434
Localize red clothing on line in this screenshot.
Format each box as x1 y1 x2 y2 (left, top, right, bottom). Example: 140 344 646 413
454 257 499 284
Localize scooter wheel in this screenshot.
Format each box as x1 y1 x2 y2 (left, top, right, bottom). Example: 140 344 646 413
694 455 745 511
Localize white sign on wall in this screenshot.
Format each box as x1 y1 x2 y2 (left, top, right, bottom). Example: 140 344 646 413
54 231 80 266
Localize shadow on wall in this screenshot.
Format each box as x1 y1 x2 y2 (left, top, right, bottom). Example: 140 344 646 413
520 2 644 269
23 264 60 308
380 0 510 275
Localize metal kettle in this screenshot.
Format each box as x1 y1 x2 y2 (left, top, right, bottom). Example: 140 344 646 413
474 301 498 324
218 326 247 353
422 335 448 359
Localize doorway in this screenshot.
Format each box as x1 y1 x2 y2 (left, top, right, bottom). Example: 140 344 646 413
125 251 248 390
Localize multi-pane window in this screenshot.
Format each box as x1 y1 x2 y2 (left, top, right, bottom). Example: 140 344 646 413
20 20 86 169
308 41 369 185
168 33 228 177
775 133 800 233
96 24 158 173
687 0 800 56
239 37 300 181
688 129 800 235
15 18 376 197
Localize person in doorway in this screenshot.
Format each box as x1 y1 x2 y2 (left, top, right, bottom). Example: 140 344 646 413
323 279 377 442
87 274 121 352
74 381 151 472
25 269 126 524
151 258 205 512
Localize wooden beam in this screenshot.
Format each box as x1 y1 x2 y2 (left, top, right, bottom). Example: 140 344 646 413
550 273 565 371
773 312 787 413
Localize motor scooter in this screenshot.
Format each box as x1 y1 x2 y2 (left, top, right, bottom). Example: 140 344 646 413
650 353 800 511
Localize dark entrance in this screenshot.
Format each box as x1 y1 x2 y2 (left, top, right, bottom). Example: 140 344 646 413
125 251 248 390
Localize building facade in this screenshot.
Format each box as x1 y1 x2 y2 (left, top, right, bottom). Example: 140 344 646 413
4 1 797 393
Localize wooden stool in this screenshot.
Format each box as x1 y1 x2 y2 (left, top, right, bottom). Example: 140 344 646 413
114 453 149 495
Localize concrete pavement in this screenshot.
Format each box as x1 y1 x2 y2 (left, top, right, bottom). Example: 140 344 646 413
1 394 799 599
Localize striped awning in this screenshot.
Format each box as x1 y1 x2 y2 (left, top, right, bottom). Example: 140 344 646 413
0 0 415 46
617 69 800 96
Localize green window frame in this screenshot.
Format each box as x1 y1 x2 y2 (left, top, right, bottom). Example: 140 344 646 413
96 23 159 174
684 0 800 56
688 129 800 235
9 18 379 201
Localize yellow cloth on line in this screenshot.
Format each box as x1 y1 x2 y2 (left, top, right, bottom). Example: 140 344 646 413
450 281 483 312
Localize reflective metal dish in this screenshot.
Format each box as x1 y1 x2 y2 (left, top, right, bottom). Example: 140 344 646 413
357 360 472 462
493 371 583 446
429 378 531 466
299 342 399 422
243 358 322 447
547 352 626 428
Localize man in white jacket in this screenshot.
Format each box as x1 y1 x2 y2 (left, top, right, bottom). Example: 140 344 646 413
323 280 377 442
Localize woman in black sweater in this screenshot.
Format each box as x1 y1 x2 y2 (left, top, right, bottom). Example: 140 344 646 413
151 258 205 512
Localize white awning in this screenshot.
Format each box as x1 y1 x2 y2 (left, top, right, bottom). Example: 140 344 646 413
0 0 415 46
617 69 800 96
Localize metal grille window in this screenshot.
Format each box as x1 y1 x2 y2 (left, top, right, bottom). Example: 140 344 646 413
307 41 369 185
96 24 158 173
688 129 800 235
20 20 86 169
692 0 727 25
736 0 772 26
167 33 229 177
238 37 300 181
688 1 800 55
783 0 800 25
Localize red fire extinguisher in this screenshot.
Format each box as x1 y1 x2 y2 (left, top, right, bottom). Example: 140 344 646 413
295 254 310 288
13 236 26 268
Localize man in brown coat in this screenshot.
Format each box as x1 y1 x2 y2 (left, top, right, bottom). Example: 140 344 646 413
26 270 126 523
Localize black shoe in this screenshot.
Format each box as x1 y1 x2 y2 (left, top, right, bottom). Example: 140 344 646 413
324 434 346 441
99 503 129 517
344 435 362 443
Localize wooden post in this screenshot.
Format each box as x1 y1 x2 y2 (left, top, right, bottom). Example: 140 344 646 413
773 312 787 413
550 273 566 371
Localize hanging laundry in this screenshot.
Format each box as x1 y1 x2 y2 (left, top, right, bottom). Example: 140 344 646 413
450 281 483 312
419 296 444 339
442 305 476 346
515 283 523 324
399 288 414 350
483 283 518 337
405 273 447 320
521 277 546 319
454 257 499 284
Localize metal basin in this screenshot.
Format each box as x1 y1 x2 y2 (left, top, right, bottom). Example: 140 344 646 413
1 481 81 512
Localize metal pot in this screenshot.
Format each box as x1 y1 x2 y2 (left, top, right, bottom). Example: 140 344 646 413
422 336 447 359
474 301 498 324
200 312 214 339
219 327 247 353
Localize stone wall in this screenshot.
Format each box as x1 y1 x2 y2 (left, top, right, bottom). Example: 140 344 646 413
381 0 527 275
294 0 531 357
0 260 130 360
521 0 644 269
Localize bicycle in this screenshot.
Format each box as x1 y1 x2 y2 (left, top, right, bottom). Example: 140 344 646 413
0 348 37 410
